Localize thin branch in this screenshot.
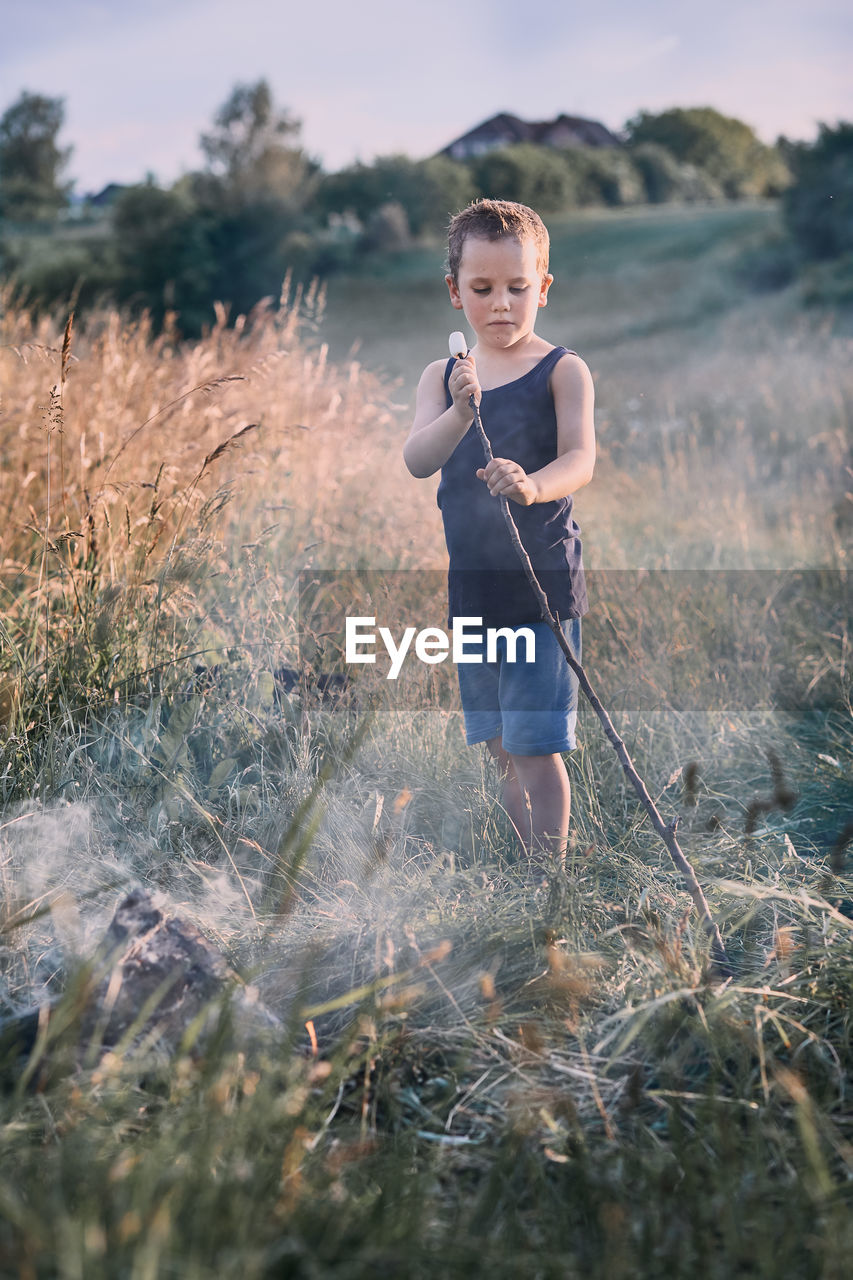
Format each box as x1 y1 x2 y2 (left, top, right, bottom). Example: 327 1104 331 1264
468 392 729 973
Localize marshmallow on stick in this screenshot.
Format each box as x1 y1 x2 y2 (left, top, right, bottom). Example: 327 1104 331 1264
449 331 468 359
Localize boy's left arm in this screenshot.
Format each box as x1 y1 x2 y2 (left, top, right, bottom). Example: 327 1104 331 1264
476 354 596 506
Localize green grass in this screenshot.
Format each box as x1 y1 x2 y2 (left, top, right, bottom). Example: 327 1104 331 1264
319 202 785 386
0 203 851 1277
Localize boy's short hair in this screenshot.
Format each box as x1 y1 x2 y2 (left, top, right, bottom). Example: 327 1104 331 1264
447 199 550 283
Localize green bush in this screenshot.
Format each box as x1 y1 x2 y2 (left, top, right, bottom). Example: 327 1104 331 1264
732 226 797 293
628 142 685 203
799 253 853 304
472 144 579 212
361 200 411 252
317 155 474 237
561 148 645 207
110 178 325 336
6 240 118 313
625 107 790 198
629 142 722 204
782 121 853 261
110 181 218 334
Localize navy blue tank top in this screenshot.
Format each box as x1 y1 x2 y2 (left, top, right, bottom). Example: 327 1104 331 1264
437 346 588 628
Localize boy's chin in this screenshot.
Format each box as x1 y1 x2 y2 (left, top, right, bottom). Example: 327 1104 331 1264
484 324 519 343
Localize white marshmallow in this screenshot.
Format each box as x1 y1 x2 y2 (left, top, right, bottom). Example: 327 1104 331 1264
448 331 468 359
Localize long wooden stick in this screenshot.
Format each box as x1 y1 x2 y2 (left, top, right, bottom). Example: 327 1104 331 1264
459 366 729 971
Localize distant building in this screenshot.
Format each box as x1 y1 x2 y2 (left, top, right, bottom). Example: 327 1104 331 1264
88 183 128 209
57 184 129 221
441 112 622 160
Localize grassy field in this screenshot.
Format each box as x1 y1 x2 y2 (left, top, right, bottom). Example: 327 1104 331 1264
0 203 851 1278
321 202 788 384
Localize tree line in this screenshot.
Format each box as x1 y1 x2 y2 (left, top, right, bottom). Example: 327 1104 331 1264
0 81 850 335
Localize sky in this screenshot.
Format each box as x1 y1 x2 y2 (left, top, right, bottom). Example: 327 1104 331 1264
2 0 851 195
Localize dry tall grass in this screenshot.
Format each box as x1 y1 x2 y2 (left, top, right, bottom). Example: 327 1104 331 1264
0 258 851 1277
0 280 444 725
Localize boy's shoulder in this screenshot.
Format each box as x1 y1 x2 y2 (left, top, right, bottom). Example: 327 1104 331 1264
417 356 451 390
518 343 591 382
420 358 450 376
550 345 588 368
548 347 594 391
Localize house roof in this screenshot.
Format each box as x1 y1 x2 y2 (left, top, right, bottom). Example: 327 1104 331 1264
442 112 622 158
88 182 128 207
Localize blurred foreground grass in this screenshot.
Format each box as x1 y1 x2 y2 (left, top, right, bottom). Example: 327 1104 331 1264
0 205 851 1276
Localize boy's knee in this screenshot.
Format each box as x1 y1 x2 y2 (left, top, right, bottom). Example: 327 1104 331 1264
486 737 521 784
510 751 566 780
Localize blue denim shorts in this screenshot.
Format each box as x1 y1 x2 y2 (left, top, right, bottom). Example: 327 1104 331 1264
456 617 582 757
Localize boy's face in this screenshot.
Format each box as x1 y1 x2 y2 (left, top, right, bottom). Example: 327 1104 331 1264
445 234 553 350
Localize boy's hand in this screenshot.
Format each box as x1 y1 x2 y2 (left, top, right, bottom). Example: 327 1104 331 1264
476 458 539 506
448 353 481 421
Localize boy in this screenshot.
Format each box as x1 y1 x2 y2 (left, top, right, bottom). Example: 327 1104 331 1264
403 199 595 865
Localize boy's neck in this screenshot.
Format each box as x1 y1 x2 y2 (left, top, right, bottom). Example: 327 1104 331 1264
471 334 554 390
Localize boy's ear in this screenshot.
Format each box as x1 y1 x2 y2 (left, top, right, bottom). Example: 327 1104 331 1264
538 273 555 307
445 274 464 311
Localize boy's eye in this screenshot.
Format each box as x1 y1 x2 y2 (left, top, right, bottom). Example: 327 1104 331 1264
472 287 490 295
510 286 528 294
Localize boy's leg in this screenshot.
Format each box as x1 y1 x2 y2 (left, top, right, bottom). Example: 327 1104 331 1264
508 751 571 864
485 736 529 853
486 739 571 863
465 619 581 862
494 618 580 864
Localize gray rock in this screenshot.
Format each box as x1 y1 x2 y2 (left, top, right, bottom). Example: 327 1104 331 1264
1 888 281 1081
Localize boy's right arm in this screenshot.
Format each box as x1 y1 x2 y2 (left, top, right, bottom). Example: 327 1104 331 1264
403 356 481 478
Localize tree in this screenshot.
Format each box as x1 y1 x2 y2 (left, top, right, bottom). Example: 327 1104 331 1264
0 91 73 223
197 79 316 210
111 180 216 334
165 80 325 327
102 83 331 336
625 107 789 198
